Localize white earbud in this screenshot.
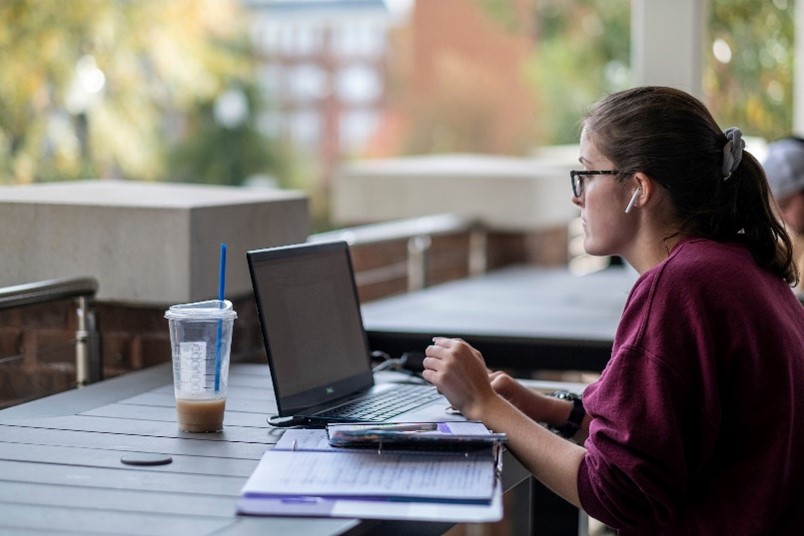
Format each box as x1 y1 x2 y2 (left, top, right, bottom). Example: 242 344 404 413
624 187 642 214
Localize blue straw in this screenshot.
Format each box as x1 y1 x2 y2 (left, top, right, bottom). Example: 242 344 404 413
214 243 227 392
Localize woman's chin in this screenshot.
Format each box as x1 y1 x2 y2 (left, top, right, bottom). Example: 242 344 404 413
583 239 603 257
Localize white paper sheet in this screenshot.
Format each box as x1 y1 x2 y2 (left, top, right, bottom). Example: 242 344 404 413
242 448 496 503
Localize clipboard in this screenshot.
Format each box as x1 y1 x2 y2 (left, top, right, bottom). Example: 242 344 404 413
237 427 504 521
327 421 507 451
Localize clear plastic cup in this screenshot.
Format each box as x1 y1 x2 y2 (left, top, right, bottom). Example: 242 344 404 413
164 300 237 432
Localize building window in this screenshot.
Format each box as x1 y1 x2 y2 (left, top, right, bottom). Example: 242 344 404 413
258 63 283 99
333 21 386 57
337 64 381 103
340 109 380 152
290 64 329 102
294 23 322 56
290 109 321 147
254 22 282 55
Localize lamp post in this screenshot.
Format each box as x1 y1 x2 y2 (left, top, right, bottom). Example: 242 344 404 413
65 55 105 171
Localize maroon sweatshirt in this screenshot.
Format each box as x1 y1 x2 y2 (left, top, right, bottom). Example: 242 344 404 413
577 238 804 535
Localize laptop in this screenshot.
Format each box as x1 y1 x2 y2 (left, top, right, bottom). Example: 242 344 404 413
246 240 462 424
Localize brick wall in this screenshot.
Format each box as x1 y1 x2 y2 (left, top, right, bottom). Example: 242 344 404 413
0 295 267 409
0 301 83 408
0 226 567 408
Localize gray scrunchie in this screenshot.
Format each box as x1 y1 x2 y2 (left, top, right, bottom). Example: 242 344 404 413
722 127 744 181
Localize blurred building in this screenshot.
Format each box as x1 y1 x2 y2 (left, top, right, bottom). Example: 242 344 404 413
243 0 537 188
385 0 537 157
243 0 395 187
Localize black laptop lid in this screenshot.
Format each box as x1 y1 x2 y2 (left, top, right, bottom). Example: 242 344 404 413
246 241 375 417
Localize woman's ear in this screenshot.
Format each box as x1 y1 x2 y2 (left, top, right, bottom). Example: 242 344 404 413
625 187 642 213
624 173 650 214
627 173 663 212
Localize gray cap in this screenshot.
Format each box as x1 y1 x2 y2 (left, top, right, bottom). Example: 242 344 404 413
763 138 804 199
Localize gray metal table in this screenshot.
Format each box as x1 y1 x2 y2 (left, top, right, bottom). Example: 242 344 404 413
362 265 637 373
0 363 531 535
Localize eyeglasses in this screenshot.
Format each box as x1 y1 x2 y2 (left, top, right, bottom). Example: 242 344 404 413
569 169 631 197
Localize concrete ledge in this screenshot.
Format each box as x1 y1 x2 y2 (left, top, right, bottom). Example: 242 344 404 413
332 153 578 231
0 180 309 305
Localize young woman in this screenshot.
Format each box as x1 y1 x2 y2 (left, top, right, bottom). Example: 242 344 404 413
423 86 804 534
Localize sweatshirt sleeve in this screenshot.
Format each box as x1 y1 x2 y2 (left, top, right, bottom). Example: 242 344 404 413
576 344 698 529
575 267 720 530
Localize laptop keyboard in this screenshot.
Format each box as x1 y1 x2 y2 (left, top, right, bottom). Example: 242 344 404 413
316 384 443 421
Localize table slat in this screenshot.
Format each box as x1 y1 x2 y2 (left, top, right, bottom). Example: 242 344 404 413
0 425 275 459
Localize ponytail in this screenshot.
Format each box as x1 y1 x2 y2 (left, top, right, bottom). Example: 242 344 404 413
719 151 797 285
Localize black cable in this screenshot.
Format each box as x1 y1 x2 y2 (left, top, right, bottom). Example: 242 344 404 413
266 415 307 427
399 351 425 373
370 350 427 382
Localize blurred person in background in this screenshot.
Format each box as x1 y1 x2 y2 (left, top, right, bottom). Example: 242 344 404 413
762 137 804 300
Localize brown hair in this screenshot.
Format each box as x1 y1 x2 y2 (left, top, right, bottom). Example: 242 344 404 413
583 86 797 285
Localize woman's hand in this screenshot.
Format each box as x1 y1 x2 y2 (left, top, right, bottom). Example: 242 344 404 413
422 337 498 421
488 370 522 402
489 370 575 425
423 338 576 427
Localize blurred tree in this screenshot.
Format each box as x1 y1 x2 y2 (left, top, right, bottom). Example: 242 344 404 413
167 82 289 186
706 0 794 140
0 0 289 186
526 0 794 144
527 0 631 145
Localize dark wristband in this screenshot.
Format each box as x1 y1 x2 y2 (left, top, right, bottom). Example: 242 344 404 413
549 390 585 439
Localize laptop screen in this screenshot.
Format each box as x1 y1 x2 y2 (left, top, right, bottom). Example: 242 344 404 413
247 241 375 416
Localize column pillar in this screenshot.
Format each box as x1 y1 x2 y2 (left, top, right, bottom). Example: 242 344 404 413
631 0 707 99
794 0 804 134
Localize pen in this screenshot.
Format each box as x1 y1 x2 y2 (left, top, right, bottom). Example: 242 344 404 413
280 496 327 504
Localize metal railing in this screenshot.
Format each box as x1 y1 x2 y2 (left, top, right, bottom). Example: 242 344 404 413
309 213 487 291
0 277 102 387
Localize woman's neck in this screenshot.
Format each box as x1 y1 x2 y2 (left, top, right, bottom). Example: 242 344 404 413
624 232 685 274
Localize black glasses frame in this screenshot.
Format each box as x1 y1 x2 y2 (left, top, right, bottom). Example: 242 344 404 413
569 170 631 197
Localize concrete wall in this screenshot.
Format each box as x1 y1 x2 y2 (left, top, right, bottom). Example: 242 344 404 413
331 153 578 232
0 180 310 305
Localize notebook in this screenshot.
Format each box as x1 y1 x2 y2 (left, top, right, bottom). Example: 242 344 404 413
246 240 462 424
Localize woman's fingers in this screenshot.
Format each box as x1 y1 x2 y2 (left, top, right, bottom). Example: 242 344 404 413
488 370 505 380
